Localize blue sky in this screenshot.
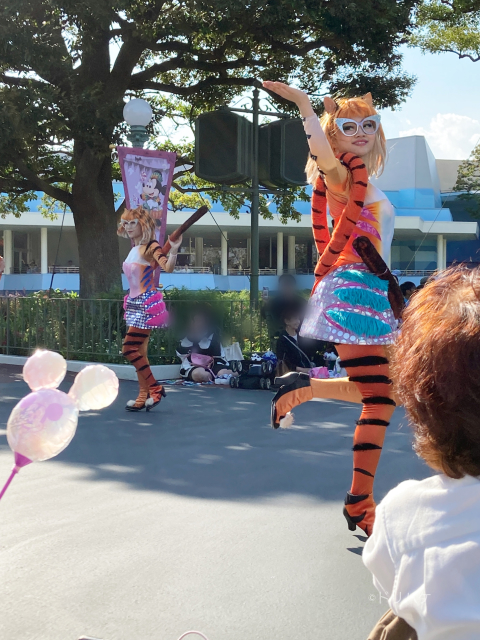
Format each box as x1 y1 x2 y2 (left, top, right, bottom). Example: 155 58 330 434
378 45 480 160
157 45 480 163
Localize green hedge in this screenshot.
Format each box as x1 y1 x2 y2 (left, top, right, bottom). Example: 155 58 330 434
0 288 270 364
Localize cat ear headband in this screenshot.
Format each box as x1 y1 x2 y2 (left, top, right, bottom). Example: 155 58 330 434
323 92 374 114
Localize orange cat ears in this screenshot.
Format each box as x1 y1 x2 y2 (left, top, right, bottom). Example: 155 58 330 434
323 92 374 115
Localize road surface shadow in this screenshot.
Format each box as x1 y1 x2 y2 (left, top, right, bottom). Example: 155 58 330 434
0 366 432 503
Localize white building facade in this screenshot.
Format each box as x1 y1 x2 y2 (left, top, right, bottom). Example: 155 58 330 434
0 135 477 293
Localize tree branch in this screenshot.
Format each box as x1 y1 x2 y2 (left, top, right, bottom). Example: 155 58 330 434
15 160 72 206
171 183 218 193
106 36 149 101
0 74 48 88
0 176 38 194
131 75 260 96
129 56 186 85
149 40 194 54
266 36 341 56
438 47 480 61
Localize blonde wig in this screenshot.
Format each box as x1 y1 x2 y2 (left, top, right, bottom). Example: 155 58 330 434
117 206 156 245
305 95 387 184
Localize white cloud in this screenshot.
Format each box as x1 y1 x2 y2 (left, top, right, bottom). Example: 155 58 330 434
398 113 480 160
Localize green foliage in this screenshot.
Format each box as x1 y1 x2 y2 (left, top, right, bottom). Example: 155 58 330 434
0 291 270 363
453 142 480 217
410 0 480 61
0 0 418 215
0 191 37 218
0 0 419 294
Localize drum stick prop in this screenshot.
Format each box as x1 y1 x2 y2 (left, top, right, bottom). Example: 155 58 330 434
161 205 209 254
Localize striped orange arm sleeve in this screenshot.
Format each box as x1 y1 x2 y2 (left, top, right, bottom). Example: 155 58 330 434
145 240 168 270
313 152 369 282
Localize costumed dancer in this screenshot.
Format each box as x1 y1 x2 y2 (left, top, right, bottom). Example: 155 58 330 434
118 206 182 412
264 81 403 536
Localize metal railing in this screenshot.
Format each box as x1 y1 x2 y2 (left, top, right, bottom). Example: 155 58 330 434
48 266 79 274
172 267 212 274
0 297 270 365
397 269 436 277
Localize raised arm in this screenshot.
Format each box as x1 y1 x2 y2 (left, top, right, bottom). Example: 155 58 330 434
144 235 183 273
262 81 347 185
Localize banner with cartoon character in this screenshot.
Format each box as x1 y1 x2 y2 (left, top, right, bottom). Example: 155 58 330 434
118 147 177 249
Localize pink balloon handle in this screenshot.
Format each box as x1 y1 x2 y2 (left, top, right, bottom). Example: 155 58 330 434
0 452 32 502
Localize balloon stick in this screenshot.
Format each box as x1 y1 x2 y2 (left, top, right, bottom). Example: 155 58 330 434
0 452 32 502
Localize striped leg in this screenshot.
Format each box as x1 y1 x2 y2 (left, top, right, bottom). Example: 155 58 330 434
122 328 156 386
336 344 396 536
125 333 150 411
122 328 166 411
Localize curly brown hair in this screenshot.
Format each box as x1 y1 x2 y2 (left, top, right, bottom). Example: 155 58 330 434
392 266 480 479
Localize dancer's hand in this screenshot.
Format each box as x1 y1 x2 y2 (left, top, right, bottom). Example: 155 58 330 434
168 234 182 254
262 81 314 116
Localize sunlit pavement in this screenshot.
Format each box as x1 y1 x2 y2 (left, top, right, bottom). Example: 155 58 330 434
0 366 430 640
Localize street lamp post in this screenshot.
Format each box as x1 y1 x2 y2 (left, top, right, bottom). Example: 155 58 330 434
123 98 153 147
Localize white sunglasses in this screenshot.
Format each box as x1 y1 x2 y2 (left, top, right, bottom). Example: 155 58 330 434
335 115 381 136
120 219 139 229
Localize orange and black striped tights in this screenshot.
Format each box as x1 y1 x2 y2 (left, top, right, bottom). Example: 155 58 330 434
122 328 164 407
331 344 396 536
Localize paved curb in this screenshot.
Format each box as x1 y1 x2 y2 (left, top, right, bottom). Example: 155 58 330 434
0 355 181 381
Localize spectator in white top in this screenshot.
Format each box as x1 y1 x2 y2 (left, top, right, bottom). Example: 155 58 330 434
363 266 480 640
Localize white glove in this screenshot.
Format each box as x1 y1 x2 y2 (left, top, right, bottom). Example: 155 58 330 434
168 234 182 254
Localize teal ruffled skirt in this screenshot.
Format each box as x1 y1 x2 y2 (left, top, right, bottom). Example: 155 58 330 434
300 263 397 346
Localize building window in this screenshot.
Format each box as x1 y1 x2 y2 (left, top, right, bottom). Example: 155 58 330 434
391 239 437 271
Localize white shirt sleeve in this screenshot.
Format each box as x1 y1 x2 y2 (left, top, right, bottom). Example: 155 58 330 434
302 114 338 174
362 500 396 600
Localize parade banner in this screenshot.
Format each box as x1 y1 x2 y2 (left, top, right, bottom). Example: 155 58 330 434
118 146 177 250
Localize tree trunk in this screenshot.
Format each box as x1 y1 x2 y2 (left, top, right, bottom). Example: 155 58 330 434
71 151 122 298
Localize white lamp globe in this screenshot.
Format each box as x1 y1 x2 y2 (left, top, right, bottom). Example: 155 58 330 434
123 99 153 127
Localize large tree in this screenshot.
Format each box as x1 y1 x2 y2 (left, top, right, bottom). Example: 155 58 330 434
410 0 480 61
0 0 418 297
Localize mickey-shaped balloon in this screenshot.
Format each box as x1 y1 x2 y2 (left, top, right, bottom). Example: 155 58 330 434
0 350 119 501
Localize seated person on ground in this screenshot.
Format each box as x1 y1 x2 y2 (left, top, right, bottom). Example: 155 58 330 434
262 273 307 349
275 311 314 374
363 266 480 640
176 306 235 383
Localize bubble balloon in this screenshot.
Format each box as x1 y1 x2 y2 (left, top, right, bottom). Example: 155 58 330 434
0 350 119 503
23 350 66 391
69 365 119 411
7 389 78 462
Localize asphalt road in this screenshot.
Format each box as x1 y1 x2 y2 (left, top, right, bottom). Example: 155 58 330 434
0 366 431 640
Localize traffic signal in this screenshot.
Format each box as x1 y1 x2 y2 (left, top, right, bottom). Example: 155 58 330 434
259 119 309 188
195 109 252 184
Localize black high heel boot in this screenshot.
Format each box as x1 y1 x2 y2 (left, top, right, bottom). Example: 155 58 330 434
343 491 376 537
271 372 312 429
